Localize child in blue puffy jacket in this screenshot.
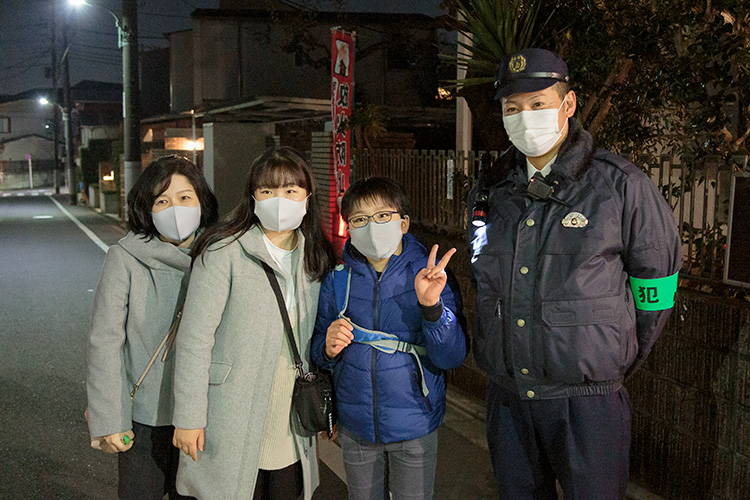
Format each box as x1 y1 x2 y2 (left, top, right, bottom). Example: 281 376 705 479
311 177 467 500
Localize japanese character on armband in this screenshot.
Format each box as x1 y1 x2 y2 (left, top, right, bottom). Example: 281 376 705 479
629 272 679 311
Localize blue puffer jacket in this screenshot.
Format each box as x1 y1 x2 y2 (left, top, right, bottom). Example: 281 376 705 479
311 233 467 443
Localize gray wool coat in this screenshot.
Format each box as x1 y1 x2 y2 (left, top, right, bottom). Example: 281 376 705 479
87 232 190 439
172 225 320 500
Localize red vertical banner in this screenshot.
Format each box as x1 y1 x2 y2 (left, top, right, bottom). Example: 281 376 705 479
331 28 355 239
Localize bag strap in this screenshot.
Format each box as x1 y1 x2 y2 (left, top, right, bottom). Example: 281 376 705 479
262 261 305 377
130 309 182 400
331 265 430 397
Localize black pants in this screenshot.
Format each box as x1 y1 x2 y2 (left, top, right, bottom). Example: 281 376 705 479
486 382 632 500
118 421 196 500
253 461 303 500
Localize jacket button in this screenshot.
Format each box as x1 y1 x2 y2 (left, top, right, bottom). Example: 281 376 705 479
517 319 526 327
520 266 529 274
526 218 535 227
521 368 529 375
527 390 535 398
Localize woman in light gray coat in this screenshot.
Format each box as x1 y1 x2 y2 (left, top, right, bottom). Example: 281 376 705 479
86 155 218 500
172 147 336 500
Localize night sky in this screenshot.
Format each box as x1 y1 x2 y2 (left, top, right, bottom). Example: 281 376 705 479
0 0 444 97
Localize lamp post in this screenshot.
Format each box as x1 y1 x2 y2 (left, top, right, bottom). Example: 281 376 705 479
39 97 74 202
70 0 141 213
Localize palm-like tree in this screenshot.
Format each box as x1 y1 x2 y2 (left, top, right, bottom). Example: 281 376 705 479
442 0 552 150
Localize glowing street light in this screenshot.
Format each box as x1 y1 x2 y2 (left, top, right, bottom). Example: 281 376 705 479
70 0 124 47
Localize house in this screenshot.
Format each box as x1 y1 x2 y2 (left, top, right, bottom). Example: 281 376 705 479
140 1 451 216
0 81 121 191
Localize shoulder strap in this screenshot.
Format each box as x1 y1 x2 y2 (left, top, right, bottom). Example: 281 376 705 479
130 310 182 400
332 264 351 316
330 264 430 397
262 261 304 376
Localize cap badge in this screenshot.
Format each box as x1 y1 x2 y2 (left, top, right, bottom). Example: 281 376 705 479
509 55 526 74
562 212 588 228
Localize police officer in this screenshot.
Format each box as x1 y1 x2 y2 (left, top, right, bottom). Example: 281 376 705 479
467 48 683 499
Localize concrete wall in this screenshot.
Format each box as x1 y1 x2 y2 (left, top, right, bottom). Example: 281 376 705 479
0 135 56 163
203 121 274 215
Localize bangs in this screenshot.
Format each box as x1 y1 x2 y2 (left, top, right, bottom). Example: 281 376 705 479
254 162 309 191
154 175 173 198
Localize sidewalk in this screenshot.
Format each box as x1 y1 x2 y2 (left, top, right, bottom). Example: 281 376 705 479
316 389 497 500
318 387 666 500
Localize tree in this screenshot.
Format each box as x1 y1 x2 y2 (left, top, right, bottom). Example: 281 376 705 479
441 0 551 151
444 0 750 158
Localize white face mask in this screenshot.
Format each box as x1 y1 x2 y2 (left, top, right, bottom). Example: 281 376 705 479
254 196 308 232
502 96 568 157
348 219 404 261
152 205 201 242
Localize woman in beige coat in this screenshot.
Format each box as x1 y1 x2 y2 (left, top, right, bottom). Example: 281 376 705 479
172 147 336 500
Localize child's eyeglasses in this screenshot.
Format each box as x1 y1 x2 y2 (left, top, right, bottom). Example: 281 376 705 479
348 211 400 229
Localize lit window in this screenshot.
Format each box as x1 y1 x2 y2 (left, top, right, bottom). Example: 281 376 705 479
0 117 10 134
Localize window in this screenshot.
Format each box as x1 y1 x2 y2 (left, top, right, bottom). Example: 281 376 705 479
0 117 9 134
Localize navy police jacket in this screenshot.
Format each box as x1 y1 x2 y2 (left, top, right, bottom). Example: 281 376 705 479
467 118 682 400
312 233 467 443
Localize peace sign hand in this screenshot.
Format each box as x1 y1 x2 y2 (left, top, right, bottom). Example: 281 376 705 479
414 244 456 307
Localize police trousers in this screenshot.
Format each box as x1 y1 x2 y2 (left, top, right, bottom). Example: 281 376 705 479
486 381 632 500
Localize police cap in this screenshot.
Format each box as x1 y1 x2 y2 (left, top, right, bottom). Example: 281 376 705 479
494 48 569 100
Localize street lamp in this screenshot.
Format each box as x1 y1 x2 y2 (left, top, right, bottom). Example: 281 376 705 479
69 0 124 47
39 97 74 199
70 0 141 216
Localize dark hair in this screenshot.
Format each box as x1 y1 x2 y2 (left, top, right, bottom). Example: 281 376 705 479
552 81 570 99
192 146 336 281
340 177 411 221
127 154 219 238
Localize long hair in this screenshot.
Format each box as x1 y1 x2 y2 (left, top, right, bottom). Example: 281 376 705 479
127 155 219 238
192 146 336 281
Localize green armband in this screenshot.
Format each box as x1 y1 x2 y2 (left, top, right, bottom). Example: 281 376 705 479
629 272 678 311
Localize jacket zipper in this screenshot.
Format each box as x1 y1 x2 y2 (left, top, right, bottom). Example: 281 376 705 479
371 271 381 442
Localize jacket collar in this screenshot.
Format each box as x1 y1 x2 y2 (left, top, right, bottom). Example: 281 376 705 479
117 232 191 273
236 224 305 277
342 232 424 277
494 117 595 189
549 117 595 181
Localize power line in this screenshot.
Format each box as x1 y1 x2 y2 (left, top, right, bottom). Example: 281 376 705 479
0 53 48 83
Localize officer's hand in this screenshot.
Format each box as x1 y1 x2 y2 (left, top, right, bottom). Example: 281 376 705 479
415 244 455 307
173 427 204 462
325 319 353 358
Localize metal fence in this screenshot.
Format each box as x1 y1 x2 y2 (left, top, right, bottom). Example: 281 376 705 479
355 149 750 286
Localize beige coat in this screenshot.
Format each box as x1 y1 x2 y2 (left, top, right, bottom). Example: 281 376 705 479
172 225 320 500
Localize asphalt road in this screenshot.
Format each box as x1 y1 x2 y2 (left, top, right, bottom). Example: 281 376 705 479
1 191 125 499
0 190 496 500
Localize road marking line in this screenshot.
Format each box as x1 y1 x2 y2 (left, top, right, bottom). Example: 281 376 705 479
17 193 25 196
48 196 109 253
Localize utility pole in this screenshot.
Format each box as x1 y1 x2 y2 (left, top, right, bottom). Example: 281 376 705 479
62 24 76 205
50 4 60 194
121 0 141 208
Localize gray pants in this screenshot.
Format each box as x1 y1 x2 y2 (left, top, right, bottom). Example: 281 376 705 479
338 425 438 500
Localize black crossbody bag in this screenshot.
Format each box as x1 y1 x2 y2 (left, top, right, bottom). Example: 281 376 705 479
262 262 335 437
